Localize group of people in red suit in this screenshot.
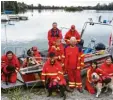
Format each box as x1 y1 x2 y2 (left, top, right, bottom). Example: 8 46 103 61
1 22 113 98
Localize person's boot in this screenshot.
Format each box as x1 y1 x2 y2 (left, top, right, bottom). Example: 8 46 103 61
77 88 83 93
65 85 74 92
47 89 52 97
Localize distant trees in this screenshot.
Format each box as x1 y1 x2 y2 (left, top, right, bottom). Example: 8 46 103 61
1 1 113 14
1 1 28 13
95 3 113 10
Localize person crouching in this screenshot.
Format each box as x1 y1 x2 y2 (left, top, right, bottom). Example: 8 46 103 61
41 52 66 99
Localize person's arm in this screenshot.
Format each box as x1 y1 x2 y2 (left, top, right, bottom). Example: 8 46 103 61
87 69 92 83
75 30 81 42
48 30 55 46
64 32 70 44
15 56 20 71
41 63 47 83
1 56 6 69
59 30 63 39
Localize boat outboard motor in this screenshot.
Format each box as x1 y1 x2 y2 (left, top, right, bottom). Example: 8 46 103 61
95 43 106 51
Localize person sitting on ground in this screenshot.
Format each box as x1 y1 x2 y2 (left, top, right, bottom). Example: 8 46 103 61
85 61 109 94
41 52 66 98
1 51 20 84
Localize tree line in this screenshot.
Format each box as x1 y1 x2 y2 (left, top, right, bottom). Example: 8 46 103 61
1 1 113 14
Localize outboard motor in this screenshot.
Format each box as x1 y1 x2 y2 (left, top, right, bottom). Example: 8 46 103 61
95 43 106 51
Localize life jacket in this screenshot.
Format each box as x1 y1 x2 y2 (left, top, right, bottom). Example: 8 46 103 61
51 28 60 37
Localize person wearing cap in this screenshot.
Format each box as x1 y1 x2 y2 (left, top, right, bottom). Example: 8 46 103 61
65 37 84 92
64 25 81 45
48 22 63 52
49 39 65 69
41 52 66 97
1 51 20 83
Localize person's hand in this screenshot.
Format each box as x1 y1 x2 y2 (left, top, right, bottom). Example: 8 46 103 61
53 79 58 82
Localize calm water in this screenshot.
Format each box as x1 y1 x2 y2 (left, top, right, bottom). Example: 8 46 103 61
1 10 113 55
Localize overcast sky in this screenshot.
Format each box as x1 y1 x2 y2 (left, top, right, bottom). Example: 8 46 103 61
17 0 113 6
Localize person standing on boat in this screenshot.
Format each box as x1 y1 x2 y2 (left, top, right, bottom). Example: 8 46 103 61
1 51 20 83
49 39 65 69
65 37 84 92
41 52 66 98
64 25 81 46
48 22 62 52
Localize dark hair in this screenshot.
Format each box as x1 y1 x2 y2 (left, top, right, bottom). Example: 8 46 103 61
91 61 98 69
106 57 112 60
52 22 57 25
49 52 55 58
6 51 13 56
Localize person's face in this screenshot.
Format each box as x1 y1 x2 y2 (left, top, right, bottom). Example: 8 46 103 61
70 40 77 46
7 53 13 60
92 63 97 69
71 28 75 32
106 58 112 65
50 57 56 65
52 23 57 29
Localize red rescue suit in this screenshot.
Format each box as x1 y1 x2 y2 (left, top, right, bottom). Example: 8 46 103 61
49 44 65 67
48 28 62 51
85 67 107 94
100 63 113 76
1 54 20 83
64 29 81 45
41 60 66 86
65 46 84 89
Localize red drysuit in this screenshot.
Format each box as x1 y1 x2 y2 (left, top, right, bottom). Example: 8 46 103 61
65 46 84 89
49 44 65 67
41 60 66 86
32 47 42 61
1 54 20 83
100 63 113 76
85 67 107 94
48 28 62 51
64 29 81 45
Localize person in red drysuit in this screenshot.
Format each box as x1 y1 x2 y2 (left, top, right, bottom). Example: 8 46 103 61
1 51 20 83
48 22 63 52
85 61 107 94
32 46 42 62
64 25 81 45
22 46 42 82
41 52 66 97
49 39 65 68
100 57 113 77
65 37 84 92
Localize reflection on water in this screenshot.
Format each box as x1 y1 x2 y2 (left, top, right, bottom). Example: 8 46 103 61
1 10 113 54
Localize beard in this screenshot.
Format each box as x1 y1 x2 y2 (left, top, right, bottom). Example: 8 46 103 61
50 60 55 65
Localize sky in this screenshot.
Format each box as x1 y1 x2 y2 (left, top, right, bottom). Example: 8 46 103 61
16 0 113 6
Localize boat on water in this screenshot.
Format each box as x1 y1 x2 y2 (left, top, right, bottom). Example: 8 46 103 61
1 20 113 89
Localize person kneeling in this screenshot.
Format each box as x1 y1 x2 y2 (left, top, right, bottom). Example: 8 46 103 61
41 52 66 99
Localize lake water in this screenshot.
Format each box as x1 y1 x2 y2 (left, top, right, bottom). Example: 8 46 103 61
1 10 113 55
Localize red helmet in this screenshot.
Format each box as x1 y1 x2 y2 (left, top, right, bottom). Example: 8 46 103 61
71 25 75 29
32 46 37 51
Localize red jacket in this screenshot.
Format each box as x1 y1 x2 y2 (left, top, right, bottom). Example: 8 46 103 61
100 63 113 76
1 55 20 70
48 28 62 46
49 44 65 64
86 67 107 83
33 50 42 61
65 46 81 69
65 29 81 44
41 60 65 83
